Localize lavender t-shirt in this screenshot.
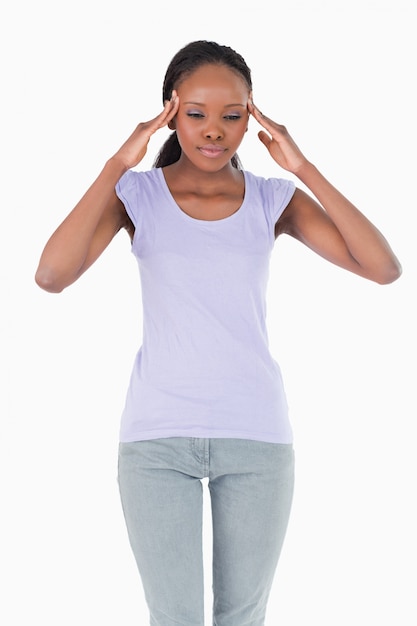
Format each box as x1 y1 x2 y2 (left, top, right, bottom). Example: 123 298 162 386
115 167 295 444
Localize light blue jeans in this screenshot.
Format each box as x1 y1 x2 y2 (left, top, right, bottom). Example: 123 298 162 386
118 437 295 626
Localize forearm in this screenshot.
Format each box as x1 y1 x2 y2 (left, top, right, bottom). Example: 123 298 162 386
295 161 402 283
35 157 128 292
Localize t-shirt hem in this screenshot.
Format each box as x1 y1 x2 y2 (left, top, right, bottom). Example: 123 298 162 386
119 427 293 445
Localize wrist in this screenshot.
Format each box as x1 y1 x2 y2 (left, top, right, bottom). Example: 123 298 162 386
291 158 313 177
106 155 131 176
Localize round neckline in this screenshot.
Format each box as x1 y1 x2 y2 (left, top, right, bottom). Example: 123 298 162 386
157 167 248 225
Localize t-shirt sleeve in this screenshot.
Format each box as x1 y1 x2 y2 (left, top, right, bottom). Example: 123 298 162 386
255 175 296 244
267 177 296 224
115 169 140 228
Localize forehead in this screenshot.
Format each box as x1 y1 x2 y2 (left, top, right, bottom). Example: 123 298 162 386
177 64 249 100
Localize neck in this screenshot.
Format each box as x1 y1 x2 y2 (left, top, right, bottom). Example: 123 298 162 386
163 156 241 192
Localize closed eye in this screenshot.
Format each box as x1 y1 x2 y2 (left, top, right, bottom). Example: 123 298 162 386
186 112 242 120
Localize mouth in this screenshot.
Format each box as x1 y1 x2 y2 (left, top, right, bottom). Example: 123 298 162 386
198 144 227 158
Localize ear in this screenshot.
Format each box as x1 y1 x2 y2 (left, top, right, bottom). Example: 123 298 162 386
168 119 176 130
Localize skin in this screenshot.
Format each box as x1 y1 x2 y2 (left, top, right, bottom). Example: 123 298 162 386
162 65 249 221
35 63 401 293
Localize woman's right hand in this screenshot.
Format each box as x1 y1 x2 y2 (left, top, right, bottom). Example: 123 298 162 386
112 92 179 170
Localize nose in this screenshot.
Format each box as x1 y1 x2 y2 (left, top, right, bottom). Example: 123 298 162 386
205 130 223 140
204 120 224 140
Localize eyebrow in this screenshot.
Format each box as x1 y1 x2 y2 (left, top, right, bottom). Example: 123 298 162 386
183 101 246 108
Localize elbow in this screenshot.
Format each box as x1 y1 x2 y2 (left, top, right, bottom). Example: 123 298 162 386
374 260 403 285
35 266 65 293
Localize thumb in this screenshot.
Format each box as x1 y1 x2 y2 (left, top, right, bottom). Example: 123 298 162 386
258 130 271 149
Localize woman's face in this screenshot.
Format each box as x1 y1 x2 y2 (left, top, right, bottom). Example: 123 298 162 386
172 63 250 172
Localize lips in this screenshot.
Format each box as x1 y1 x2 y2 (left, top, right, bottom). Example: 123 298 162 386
198 144 226 158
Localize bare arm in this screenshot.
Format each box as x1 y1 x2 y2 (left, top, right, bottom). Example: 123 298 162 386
35 94 179 293
35 159 129 293
248 101 402 285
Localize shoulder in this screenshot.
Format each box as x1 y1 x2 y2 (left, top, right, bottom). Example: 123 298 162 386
244 170 295 200
116 168 163 208
116 167 159 192
243 170 296 225
115 168 162 230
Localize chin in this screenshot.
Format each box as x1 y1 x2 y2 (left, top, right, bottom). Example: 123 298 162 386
194 155 233 173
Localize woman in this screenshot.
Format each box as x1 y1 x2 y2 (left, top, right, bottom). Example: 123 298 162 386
35 40 401 626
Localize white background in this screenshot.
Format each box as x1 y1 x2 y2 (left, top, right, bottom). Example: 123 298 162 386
1 1 416 624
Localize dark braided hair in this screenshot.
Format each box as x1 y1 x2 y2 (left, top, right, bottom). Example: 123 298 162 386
153 41 252 169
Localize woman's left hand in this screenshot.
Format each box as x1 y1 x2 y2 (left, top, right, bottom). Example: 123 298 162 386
248 100 308 174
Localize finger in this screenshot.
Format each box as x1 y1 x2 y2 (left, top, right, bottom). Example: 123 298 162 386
148 95 178 133
158 92 179 127
258 130 272 149
249 102 276 135
166 91 179 122
248 99 264 120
